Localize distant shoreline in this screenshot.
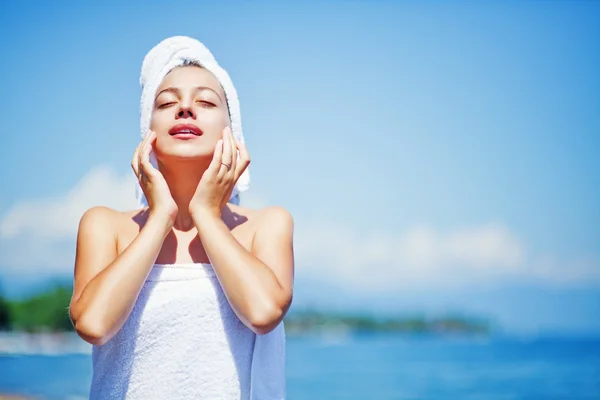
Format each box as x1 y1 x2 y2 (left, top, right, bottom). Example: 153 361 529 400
1 284 495 355
0 309 493 356
283 310 493 336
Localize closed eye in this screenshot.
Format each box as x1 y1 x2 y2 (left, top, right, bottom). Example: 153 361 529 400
196 100 216 107
158 102 176 109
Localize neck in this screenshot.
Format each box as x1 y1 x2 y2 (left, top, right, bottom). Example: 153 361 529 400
159 159 210 231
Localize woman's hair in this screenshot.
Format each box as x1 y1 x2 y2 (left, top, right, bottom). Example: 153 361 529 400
181 59 203 68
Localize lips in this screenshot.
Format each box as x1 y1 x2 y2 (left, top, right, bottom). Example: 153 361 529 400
169 124 203 136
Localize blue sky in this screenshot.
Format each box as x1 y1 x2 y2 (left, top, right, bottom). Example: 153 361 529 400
0 1 599 335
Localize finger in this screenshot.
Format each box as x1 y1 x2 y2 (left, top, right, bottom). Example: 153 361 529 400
219 127 233 178
228 127 237 174
139 143 152 181
137 130 153 179
234 140 251 182
223 127 233 168
131 142 141 178
206 139 224 178
132 130 152 178
140 132 157 179
140 130 153 155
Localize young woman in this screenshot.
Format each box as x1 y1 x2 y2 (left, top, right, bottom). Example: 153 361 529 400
69 36 294 399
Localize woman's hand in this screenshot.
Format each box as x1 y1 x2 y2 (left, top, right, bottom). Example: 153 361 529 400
189 126 250 217
131 130 178 222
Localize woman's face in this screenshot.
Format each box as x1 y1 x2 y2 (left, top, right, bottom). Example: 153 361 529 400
150 66 229 162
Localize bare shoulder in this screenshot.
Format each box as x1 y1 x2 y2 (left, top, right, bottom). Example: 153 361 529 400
77 207 150 253
78 206 143 233
229 204 294 237
256 206 294 233
78 206 118 233
74 206 146 271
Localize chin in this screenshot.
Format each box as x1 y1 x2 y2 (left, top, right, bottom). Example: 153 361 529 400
156 142 215 161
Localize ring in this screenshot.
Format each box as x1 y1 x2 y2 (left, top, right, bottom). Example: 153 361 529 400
221 162 231 171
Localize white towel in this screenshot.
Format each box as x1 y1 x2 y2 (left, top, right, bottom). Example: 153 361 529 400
137 35 250 207
250 323 287 399
134 36 286 399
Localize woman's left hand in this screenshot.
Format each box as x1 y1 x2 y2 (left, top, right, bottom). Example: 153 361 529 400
189 126 250 217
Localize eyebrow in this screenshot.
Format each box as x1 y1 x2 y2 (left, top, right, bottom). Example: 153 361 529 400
155 86 223 103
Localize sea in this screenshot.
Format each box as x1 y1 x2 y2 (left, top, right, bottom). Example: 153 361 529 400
0 332 599 399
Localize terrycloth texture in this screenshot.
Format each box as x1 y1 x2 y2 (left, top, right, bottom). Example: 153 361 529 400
250 323 286 398
136 36 250 208
89 263 286 399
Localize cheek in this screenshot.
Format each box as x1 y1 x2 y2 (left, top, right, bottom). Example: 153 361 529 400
149 109 157 130
149 112 171 153
201 108 230 133
150 111 169 137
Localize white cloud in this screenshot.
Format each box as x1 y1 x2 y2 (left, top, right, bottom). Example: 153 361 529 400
0 166 138 240
527 254 600 285
0 166 138 274
1 165 598 290
294 222 600 291
294 222 520 291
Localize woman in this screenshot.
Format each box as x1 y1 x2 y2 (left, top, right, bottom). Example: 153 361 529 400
69 36 294 399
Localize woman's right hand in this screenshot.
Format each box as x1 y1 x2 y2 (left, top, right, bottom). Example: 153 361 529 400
131 130 178 221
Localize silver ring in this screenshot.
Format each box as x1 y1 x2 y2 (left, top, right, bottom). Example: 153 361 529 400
221 162 231 171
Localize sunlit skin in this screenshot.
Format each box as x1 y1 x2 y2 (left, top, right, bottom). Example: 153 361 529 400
68 65 295 346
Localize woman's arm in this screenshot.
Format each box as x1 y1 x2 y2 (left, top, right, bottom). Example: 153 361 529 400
192 206 294 335
69 206 173 346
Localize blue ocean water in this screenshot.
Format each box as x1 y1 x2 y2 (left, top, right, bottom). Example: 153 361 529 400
1 334 599 399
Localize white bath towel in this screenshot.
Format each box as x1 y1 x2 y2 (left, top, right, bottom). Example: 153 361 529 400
89 263 286 399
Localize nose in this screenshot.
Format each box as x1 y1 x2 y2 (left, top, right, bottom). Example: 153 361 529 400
176 103 196 120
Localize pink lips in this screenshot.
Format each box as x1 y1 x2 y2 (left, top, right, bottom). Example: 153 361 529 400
169 124 203 139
